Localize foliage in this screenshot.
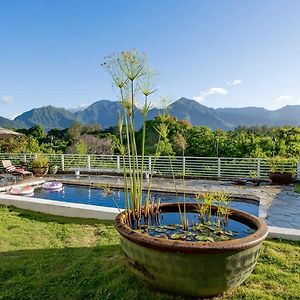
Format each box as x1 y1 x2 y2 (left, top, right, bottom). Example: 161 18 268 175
2 114 300 160
268 156 298 174
66 134 115 155
80 134 115 155
138 119 300 159
0 136 40 153
0 206 299 300
33 154 49 168
67 121 84 141
75 140 88 155
103 49 159 225
295 182 300 194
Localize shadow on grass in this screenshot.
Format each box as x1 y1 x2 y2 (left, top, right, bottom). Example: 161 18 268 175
0 244 186 300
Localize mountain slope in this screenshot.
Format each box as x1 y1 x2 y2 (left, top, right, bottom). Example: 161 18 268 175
1 98 300 130
169 98 229 129
0 117 26 129
15 106 76 130
216 105 300 127
75 100 124 128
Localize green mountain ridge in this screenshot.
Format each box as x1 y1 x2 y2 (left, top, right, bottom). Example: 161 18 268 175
1 98 300 130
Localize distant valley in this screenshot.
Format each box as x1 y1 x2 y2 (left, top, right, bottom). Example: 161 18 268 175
1 97 300 130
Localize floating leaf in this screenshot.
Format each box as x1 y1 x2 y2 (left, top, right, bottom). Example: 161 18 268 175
224 230 238 237
170 233 185 240
147 226 156 230
206 236 215 242
243 228 256 234
195 235 209 241
166 225 178 230
185 231 197 237
153 227 166 233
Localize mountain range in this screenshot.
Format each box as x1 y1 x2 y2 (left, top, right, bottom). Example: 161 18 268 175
1 97 300 131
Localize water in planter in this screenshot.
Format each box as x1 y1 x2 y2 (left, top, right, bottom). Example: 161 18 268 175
136 211 255 242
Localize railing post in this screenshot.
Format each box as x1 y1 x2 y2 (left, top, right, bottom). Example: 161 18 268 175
23 154 27 162
61 154 65 171
297 159 300 181
217 157 221 178
148 156 152 174
257 158 261 178
117 155 120 173
87 155 91 169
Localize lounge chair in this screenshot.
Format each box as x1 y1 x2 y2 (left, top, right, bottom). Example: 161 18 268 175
1 160 33 179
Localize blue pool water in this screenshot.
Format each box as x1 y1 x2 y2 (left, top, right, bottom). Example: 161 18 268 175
33 184 259 216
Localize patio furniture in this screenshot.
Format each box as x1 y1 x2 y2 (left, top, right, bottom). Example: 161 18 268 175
1 160 33 179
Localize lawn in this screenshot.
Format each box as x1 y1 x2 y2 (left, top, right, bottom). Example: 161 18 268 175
0 206 299 300
295 182 300 194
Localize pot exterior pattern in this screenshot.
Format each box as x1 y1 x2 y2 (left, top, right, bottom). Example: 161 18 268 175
120 236 261 297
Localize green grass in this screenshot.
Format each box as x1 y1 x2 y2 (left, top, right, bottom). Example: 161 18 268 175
0 206 299 300
295 182 300 194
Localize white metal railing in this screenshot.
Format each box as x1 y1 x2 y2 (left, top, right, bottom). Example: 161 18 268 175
0 153 299 180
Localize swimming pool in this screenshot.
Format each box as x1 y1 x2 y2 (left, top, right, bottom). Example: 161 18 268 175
33 184 259 216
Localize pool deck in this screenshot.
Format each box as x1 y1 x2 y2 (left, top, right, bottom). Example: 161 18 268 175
0 175 300 240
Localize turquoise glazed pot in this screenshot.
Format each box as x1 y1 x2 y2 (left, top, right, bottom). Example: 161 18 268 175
115 203 268 298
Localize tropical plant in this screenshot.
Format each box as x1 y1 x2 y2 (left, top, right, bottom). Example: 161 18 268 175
103 50 268 298
33 155 49 168
102 49 160 227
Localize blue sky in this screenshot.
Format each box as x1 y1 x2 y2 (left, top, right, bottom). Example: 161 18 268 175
1 0 300 119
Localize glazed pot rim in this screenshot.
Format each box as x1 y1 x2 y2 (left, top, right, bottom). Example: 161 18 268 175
115 202 268 254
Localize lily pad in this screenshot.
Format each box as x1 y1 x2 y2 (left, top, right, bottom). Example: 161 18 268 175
195 235 209 241
225 230 238 236
166 225 179 230
170 233 185 240
153 227 166 233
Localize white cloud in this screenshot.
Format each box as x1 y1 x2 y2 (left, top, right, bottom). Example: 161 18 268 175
193 87 228 102
1 95 15 104
274 95 300 105
227 79 242 86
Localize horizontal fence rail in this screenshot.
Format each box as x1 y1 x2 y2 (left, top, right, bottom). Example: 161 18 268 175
0 153 299 180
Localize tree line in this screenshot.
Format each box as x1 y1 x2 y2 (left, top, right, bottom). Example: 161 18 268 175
1 116 300 159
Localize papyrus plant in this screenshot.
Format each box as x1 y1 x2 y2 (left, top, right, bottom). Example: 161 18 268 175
102 50 160 227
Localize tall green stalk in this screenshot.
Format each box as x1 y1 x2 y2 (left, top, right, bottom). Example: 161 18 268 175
103 50 157 227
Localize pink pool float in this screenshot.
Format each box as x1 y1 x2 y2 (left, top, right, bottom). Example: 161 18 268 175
10 185 34 196
42 181 63 191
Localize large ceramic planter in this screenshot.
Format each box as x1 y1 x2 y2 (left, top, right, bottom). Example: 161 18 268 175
115 203 268 298
33 167 49 176
269 172 294 185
